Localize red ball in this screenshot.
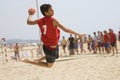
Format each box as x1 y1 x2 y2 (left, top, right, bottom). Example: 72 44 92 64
28 8 36 15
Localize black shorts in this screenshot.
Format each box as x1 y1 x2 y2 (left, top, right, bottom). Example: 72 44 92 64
111 42 116 47
43 45 59 63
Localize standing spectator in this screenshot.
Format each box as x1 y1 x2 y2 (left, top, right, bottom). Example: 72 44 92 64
68 34 75 55
87 35 92 53
97 31 103 53
92 32 98 53
109 29 118 55
79 36 86 53
61 36 67 56
103 30 110 54
13 43 20 61
100 32 105 53
74 35 79 54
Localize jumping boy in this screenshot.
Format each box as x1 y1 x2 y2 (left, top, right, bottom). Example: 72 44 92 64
26 4 85 68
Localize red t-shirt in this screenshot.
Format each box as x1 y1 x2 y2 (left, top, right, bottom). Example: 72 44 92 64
37 17 60 46
109 32 116 42
104 34 110 43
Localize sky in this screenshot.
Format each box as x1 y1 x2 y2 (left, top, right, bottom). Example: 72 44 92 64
0 0 120 40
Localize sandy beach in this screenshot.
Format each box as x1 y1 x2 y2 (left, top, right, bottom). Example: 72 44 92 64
0 42 120 80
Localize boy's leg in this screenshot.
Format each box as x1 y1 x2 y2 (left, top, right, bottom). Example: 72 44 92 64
34 56 46 62
21 59 54 68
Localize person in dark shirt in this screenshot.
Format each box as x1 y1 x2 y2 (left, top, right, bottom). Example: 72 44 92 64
68 34 75 55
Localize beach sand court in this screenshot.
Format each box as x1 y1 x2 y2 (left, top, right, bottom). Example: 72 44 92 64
0 42 120 80
0 53 120 80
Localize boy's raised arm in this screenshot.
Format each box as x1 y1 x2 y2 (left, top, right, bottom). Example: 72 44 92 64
27 15 38 25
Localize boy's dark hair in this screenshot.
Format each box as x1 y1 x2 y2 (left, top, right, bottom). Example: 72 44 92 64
40 4 52 16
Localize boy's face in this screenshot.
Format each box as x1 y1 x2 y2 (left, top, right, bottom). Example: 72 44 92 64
45 7 54 16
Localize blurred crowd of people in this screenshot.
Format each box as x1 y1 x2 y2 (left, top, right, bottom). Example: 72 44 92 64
61 29 120 56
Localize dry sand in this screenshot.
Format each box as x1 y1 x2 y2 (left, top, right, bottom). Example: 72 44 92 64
0 42 120 80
